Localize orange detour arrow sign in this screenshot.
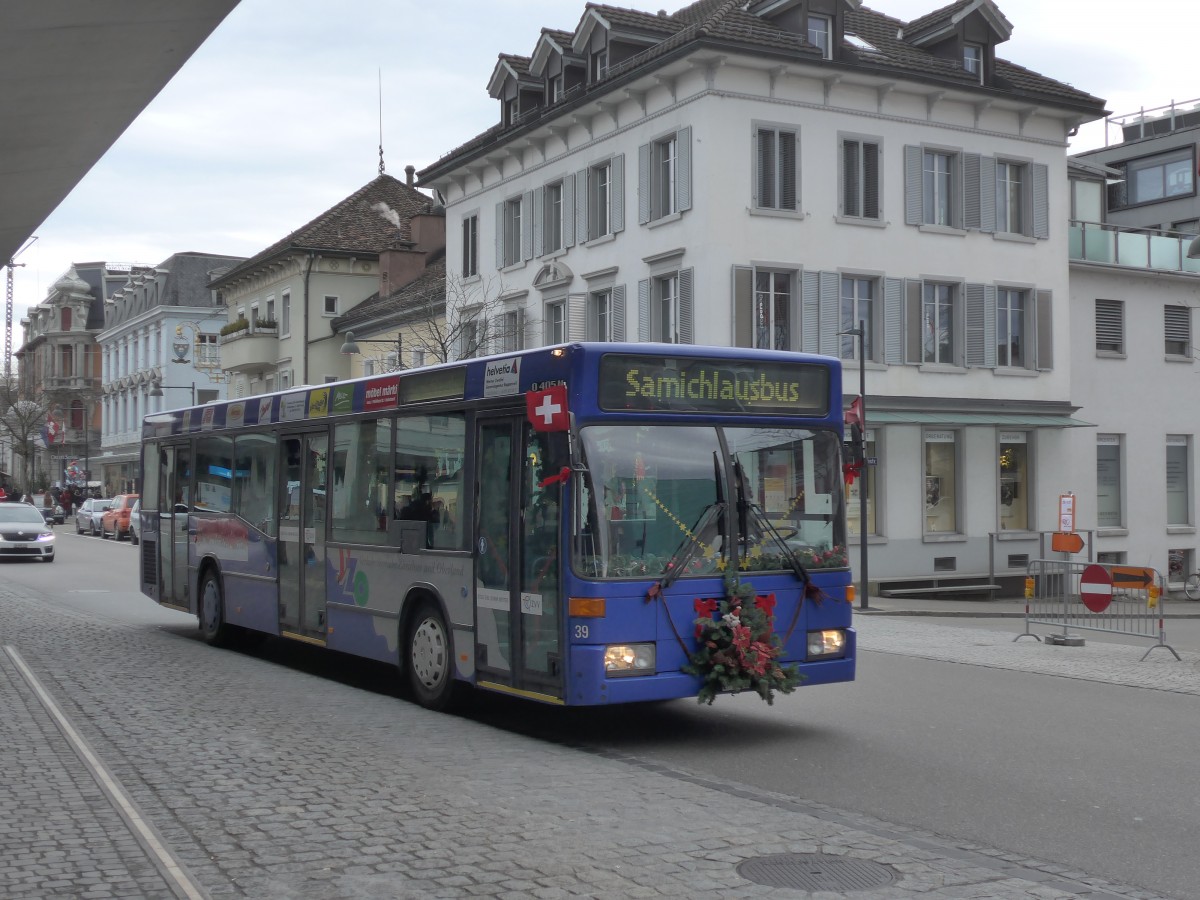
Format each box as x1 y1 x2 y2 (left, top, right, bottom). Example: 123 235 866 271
1051 532 1085 553
1111 566 1155 589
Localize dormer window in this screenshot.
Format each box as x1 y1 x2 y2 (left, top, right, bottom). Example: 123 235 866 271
590 47 608 82
61 308 71 331
504 96 518 126
550 74 564 103
963 43 983 82
807 15 832 59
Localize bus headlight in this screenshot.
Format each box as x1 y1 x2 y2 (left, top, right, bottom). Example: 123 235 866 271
806 629 847 660
604 643 656 676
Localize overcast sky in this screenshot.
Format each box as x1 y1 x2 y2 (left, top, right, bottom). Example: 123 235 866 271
11 0 1196 318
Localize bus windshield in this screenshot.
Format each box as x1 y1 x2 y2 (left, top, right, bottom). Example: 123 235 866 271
575 424 845 579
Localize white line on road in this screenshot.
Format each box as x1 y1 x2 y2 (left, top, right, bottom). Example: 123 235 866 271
3 644 207 900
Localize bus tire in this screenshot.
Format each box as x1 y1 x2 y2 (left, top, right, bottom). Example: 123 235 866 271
406 598 458 711
198 568 232 646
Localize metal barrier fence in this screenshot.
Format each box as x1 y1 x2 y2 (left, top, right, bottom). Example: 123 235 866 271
1016 559 1180 661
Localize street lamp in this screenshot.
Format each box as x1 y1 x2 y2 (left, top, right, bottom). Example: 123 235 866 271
340 331 403 369
838 322 869 611
149 381 196 404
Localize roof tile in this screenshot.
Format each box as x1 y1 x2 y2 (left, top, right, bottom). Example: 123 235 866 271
213 175 433 285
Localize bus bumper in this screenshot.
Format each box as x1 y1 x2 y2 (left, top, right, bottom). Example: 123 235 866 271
565 638 855 706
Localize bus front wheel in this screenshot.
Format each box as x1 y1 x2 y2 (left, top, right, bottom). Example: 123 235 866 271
198 569 232 646
406 599 458 710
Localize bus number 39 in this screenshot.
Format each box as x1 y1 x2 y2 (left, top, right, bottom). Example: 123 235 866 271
573 624 589 639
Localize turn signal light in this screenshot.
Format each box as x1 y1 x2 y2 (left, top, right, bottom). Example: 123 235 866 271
569 597 606 618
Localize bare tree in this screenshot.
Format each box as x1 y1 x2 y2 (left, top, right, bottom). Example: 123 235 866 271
0 385 60 492
358 270 538 373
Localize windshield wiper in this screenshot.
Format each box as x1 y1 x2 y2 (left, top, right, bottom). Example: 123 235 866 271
732 454 810 585
652 500 726 594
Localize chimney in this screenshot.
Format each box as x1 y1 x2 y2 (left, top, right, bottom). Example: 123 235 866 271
405 164 415 187
408 207 446 256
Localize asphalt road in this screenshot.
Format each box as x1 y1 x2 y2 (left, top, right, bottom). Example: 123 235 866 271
16 527 1200 898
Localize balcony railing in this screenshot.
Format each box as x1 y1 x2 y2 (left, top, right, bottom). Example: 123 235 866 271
1068 221 1200 275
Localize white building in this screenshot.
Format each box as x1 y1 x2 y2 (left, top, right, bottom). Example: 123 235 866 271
96 252 244 494
1066 144 1200 587
418 0 1108 591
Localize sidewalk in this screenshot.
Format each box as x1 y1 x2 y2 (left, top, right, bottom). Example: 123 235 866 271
853 591 1200 619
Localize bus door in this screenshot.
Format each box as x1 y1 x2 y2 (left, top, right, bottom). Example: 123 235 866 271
278 432 329 642
474 416 564 700
157 444 191 608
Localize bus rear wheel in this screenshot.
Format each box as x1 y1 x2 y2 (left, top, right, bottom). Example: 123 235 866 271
198 569 232 646
406 599 458 710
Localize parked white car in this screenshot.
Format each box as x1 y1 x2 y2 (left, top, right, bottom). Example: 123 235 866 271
74 498 113 536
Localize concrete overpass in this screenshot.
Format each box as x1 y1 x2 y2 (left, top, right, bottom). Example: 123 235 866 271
0 0 240 268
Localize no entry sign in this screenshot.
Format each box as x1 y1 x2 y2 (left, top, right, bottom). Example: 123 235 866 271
1079 564 1113 613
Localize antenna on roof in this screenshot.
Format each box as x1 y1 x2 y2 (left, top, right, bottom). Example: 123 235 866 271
378 68 386 176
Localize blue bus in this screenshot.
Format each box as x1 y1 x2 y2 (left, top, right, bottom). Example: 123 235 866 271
139 343 855 708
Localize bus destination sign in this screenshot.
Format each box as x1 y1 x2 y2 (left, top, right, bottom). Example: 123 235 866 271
598 354 829 416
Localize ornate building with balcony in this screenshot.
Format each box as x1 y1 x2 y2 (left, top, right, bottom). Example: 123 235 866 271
95 251 244 495
15 262 137 490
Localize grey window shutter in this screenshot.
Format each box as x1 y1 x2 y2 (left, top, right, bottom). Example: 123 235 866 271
612 284 626 341
965 283 986 366
841 139 858 217
781 130 798 211
801 271 820 353
863 141 880 219
754 128 768 207
638 279 651 341
979 156 996 234
1036 290 1053 369
522 190 534 260
677 126 693 212
532 186 544 258
904 145 922 225
733 266 753 348
568 294 586 342
983 285 997 368
494 202 504 268
678 268 694 343
819 271 839 355
963 153 981 230
611 153 625 233
1032 163 1049 239
884 276 904 364
905 279 923 363
576 169 588 243
563 174 576 248
638 142 652 224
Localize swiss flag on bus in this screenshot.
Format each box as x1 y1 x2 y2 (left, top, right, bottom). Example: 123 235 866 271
526 386 570 432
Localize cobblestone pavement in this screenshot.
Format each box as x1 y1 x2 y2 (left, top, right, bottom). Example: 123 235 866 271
0 584 1184 900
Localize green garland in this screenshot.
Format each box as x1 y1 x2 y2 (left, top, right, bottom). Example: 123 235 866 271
682 572 802 705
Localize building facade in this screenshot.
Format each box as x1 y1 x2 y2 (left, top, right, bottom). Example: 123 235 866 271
418 0 1108 588
95 251 244 495
15 262 137 492
209 172 439 396
1067 119 1200 589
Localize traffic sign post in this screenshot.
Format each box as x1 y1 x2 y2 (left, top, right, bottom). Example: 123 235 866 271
1058 493 1076 533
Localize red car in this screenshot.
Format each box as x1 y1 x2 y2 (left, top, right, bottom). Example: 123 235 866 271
100 494 139 540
